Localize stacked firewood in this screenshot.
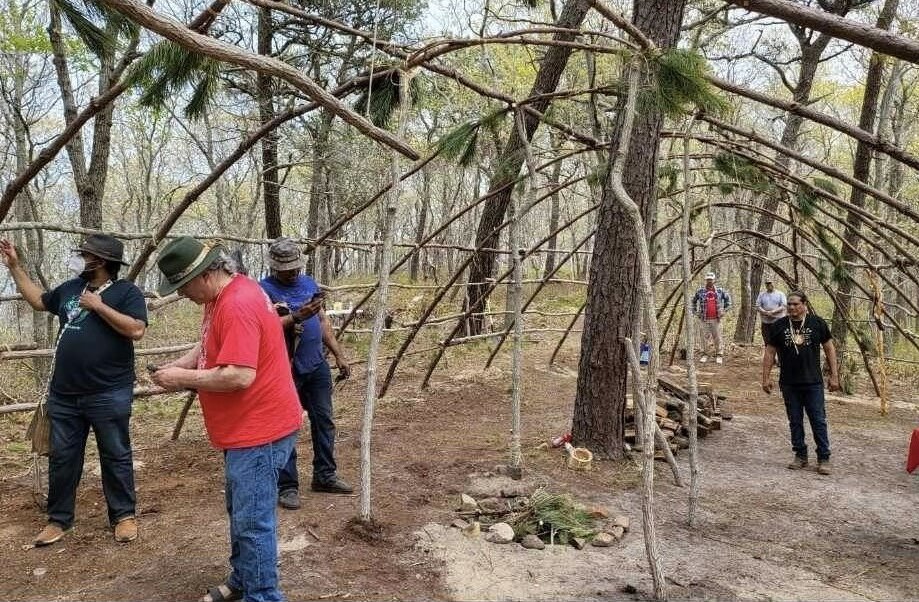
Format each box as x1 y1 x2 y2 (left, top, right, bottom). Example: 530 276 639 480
625 376 729 454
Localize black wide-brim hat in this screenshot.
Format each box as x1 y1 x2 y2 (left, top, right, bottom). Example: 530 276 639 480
156 236 225 296
73 234 129 265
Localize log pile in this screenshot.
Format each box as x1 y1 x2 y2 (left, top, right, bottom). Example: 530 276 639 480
625 375 729 455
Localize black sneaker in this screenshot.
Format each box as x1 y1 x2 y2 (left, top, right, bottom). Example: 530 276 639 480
278 489 301 509
311 476 354 494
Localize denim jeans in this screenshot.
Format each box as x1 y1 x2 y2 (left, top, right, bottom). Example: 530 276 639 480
781 383 831 461
224 432 296 602
278 362 336 491
46 385 136 529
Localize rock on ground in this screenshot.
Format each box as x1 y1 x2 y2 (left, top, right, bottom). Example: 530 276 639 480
484 522 515 544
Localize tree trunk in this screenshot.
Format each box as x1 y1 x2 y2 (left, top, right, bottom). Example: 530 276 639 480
743 6 848 343
831 0 900 358
258 6 281 238
463 0 592 335
543 139 562 279
48 6 119 229
410 167 431 281
572 0 686 460
307 111 334 274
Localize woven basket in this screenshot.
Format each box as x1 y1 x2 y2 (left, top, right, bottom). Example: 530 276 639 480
566 447 593 471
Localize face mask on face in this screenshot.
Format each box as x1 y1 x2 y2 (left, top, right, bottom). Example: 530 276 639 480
66 255 101 277
65 255 87 275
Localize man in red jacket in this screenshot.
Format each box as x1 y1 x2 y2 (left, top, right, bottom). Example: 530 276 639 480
152 237 301 602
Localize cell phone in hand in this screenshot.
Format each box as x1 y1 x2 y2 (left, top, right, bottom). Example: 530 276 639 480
311 291 326 303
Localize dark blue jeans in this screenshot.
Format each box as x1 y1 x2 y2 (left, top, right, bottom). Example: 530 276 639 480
781 383 831 461
225 432 296 602
278 362 336 491
46 385 136 529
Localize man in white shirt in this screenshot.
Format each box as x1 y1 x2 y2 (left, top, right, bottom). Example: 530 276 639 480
756 279 787 343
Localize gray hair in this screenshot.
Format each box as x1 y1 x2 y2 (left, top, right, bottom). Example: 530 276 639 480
204 248 239 275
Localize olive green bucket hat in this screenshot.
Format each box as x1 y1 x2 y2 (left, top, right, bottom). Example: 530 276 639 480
156 237 224 296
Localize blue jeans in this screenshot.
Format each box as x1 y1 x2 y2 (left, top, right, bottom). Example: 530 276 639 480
224 432 296 602
278 362 336 491
46 385 135 529
781 383 831 461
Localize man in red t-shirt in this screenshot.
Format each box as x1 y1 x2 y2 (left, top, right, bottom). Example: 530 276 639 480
151 237 301 602
691 272 732 364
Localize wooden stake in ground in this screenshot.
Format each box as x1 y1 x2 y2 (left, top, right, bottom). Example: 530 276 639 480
507 109 532 476
680 114 702 526
359 70 412 521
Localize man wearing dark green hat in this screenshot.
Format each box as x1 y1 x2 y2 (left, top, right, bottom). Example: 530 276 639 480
150 236 301 602
1 234 147 547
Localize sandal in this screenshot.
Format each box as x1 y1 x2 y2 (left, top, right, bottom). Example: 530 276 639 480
202 584 243 602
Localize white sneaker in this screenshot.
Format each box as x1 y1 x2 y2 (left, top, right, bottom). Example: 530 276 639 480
715 356 723 365
699 355 708 363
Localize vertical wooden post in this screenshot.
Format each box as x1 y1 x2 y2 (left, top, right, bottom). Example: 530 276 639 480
359 69 411 521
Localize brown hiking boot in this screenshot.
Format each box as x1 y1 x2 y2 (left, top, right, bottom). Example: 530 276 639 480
816 460 832 475
34 523 69 547
114 517 138 543
787 456 808 470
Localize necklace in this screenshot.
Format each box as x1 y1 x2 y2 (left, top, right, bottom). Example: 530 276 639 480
789 316 806 353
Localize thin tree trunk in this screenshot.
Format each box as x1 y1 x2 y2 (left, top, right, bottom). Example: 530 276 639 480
359 73 411 521
742 6 848 344
463 0 592 335
410 168 431 281
543 137 563 278
680 115 701 526
258 6 281 238
831 0 900 361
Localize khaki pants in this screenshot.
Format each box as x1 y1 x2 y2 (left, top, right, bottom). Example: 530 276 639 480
700 319 723 357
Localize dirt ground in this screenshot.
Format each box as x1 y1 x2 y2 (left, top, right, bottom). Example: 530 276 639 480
0 340 918 601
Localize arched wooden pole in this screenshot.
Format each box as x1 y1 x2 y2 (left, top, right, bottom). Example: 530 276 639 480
483 231 594 368
128 104 311 279
0 0 233 224
662 131 919 252
709 231 919 354
549 301 586 365
707 75 919 172
412 205 598 393
700 115 919 224
336 170 591 336
652 198 919 316
335 145 604 335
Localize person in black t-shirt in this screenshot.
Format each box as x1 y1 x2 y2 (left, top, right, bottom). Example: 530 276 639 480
1 235 147 547
761 291 839 475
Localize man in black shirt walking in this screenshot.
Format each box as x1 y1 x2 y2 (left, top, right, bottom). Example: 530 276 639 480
762 291 839 475
1 235 147 545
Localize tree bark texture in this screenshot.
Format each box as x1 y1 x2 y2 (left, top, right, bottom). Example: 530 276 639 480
258 6 282 239
463 0 592 335
571 0 686 460
831 0 900 355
